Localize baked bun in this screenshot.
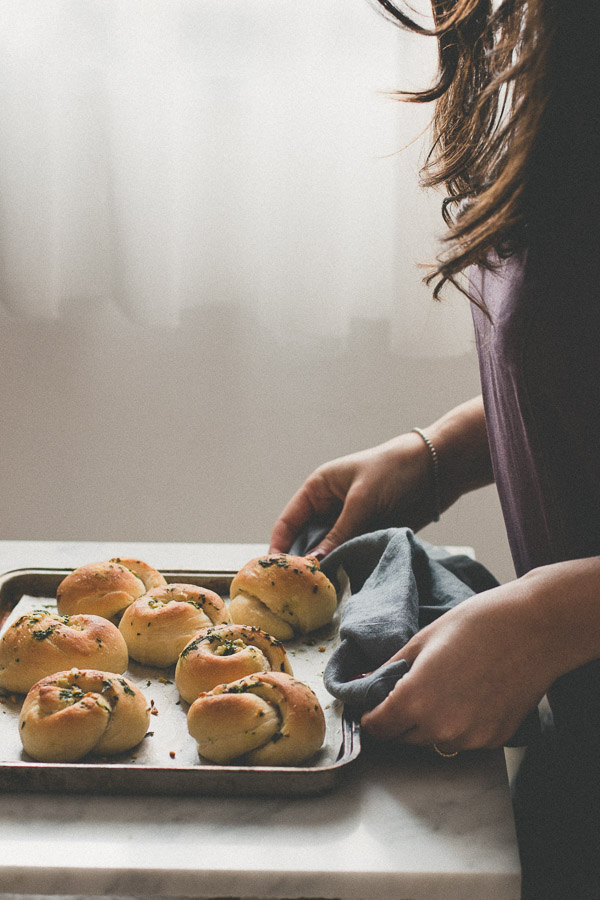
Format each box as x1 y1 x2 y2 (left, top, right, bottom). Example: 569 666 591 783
229 554 337 640
119 583 231 667
175 624 293 703
0 609 128 694
56 558 166 621
19 668 150 762
187 671 326 765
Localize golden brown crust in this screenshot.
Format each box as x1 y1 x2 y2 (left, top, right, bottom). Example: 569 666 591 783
175 624 293 703
56 558 166 620
229 554 337 638
187 671 326 765
19 668 150 762
0 609 128 694
118 583 231 667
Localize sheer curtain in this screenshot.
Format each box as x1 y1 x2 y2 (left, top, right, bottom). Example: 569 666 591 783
0 0 472 353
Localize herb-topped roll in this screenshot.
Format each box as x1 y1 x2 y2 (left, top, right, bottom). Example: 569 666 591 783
0 609 128 694
19 668 150 762
228 554 337 640
187 671 326 765
119 583 231 667
56 557 166 621
175 624 293 703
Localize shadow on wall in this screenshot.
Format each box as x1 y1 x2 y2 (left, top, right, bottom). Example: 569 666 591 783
0 297 515 584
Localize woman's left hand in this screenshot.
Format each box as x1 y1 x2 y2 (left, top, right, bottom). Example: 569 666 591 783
361 579 562 752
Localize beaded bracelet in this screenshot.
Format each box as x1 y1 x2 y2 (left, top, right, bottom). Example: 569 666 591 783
411 427 441 523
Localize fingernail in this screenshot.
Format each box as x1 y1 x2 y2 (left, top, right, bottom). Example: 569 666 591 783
308 548 325 561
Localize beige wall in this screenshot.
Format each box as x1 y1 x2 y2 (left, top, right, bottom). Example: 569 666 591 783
0 299 515 584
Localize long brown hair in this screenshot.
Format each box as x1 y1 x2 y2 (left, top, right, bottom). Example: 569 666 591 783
374 0 598 302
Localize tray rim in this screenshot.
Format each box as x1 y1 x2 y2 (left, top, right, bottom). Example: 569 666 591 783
0 566 361 796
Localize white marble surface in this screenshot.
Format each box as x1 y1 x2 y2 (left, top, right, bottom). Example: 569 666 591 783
0 541 521 900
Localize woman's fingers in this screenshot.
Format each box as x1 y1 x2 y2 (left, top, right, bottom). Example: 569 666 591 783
361 685 417 740
269 466 358 556
361 678 476 749
268 476 334 553
305 485 375 558
269 497 312 554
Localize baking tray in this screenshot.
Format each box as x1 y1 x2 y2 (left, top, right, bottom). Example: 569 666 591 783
0 567 361 796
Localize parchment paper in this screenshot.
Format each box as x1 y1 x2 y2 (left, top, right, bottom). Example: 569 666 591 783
0 572 351 769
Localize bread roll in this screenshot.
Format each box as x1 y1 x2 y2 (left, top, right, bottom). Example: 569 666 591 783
229 554 337 640
187 671 326 765
0 609 128 694
19 668 150 762
56 557 166 621
119 583 231 667
175 624 293 703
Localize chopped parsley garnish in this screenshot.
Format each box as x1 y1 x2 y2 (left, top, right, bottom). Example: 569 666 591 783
118 678 136 696
180 638 200 658
215 639 245 657
59 686 85 702
258 556 290 569
226 683 253 694
32 626 56 641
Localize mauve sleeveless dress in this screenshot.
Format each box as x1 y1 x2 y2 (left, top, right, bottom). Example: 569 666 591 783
470 235 600 728
469 232 600 897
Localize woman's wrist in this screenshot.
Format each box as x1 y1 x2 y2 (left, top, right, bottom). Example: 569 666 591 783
422 396 494 512
410 427 442 522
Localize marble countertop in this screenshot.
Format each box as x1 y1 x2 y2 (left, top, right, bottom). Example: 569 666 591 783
0 541 521 900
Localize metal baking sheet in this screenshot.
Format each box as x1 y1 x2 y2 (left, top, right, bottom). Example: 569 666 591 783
0 567 360 796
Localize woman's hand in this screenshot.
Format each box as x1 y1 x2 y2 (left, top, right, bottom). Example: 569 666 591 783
269 430 434 558
361 578 564 751
269 396 494 558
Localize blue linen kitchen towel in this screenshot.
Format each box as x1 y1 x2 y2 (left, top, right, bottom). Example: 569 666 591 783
291 523 539 746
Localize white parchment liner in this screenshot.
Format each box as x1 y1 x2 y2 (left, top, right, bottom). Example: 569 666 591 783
0 571 351 770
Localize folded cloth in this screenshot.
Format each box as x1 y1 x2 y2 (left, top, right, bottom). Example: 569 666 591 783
291 522 539 746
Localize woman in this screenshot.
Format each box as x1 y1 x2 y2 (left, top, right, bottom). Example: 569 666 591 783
270 1 600 895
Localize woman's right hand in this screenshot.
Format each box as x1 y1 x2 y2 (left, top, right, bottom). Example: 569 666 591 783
269 431 434 558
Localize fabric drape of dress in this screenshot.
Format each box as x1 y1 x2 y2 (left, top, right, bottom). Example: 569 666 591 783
0 0 472 354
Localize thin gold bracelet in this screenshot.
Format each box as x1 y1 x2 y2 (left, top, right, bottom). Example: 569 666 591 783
411 427 441 523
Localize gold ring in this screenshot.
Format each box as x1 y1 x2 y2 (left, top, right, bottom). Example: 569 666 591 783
433 743 459 758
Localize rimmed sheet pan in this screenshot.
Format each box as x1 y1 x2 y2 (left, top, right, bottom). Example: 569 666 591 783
0 567 360 796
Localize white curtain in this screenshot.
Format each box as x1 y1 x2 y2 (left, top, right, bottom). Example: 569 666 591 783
0 0 473 353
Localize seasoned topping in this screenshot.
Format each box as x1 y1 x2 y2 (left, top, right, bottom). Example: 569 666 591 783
258 555 290 570
226 682 253 694
180 638 200 658
31 625 56 641
147 594 206 611
118 678 136 697
214 638 246 657
58 685 85 703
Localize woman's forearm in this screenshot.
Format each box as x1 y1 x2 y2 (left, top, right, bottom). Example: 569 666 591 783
518 556 600 678
423 395 494 512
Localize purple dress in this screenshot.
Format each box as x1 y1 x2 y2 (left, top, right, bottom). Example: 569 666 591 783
470 246 600 579
470 236 600 897
470 235 600 730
